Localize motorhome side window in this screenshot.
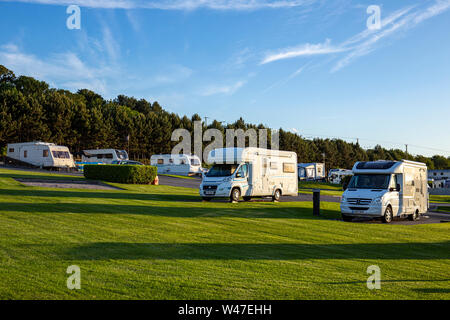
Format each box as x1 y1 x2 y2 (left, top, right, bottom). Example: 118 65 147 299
43 150 48 157
283 163 295 173
191 158 200 166
24 150 27 158
157 159 164 164
9 148 14 153
105 153 113 159
169 158 174 164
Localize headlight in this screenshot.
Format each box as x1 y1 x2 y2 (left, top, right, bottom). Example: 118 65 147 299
373 196 382 204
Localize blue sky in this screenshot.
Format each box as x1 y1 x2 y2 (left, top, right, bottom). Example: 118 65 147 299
0 0 449 157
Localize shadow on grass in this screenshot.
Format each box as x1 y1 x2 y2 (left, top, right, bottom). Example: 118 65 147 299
0 201 340 219
61 241 450 260
0 172 83 181
0 188 200 202
325 279 450 285
412 288 450 294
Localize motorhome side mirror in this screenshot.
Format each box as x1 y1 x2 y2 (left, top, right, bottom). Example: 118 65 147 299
396 184 401 192
236 172 243 178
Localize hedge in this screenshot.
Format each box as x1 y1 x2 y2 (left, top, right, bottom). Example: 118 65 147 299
84 164 157 184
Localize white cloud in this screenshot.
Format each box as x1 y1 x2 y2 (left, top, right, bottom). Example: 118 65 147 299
2 0 315 10
261 39 346 64
200 80 246 96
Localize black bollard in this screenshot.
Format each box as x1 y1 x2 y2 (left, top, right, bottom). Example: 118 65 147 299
313 189 320 216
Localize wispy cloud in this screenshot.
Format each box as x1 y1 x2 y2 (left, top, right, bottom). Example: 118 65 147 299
0 43 112 94
261 39 346 64
1 0 315 10
262 63 307 92
153 65 193 85
200 80 246 96
260 0 450 71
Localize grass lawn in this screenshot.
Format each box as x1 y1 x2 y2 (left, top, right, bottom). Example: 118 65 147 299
430 195 450 204
436 206 450 214
298 181 343 191
0 168 449 300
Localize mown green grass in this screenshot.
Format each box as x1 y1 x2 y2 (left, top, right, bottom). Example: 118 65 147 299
298 181 343 191
436 206 450 214
430 195 450 204
0 168 449 300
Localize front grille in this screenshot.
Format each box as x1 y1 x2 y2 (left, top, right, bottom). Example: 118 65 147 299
203 185 218 191
349 207 369 211
347 198 372 205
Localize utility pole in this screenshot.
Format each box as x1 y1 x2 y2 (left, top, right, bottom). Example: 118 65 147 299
204 116 210 127
405 144 408 156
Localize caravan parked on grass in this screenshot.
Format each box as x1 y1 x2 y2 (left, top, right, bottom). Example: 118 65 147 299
298 163 325 181
6 142 75 169
150 154 203 176
328 168 353 184
81 149 129 164
340 160 428 223
200 147 298 202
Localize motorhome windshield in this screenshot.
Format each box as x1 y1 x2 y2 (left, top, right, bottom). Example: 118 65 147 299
116 150 128 160
348 174 390 189
206 164 238 177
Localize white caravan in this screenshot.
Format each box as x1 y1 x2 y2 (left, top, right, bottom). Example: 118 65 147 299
298 163 325 181
6 142 75 169
82 149 128 164
340 160 428 223
328 168 353 184
200 147 298 202
150 154 203 176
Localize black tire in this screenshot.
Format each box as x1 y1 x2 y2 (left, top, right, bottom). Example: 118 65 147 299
243 196 252 202
408 210 420 221
382 206 393 223
230 188 241 202
342 214 353 222
202 197 212 202
272 189 281 202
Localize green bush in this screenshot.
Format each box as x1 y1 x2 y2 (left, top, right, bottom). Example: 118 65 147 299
84 164 157 184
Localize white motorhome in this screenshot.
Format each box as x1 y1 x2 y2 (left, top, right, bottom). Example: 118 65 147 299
340 160 428 223
200 147 298 202
82 149 128 164
298 163 325 181
150 154 203 176
6 142 75 169
328 168 353 184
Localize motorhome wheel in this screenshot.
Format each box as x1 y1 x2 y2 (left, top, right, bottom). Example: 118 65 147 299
272 189 281 202
230 188 240 202
382 206 393 223
408 210 419 221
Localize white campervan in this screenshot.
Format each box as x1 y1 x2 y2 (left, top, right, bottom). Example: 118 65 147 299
82 149 128 164
200 147 298 202
340 160 428 223
298 163 325 181
6 142 75 169
150 154 203 176
328 168 353 184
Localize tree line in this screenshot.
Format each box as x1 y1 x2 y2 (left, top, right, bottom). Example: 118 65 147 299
1 65 449 170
